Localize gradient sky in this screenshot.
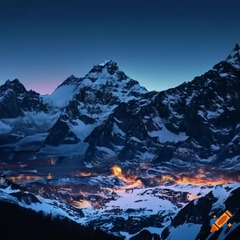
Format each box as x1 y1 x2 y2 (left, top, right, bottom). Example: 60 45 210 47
0 0 240 94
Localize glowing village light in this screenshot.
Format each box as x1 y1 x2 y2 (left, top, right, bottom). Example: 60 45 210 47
111 165 122 176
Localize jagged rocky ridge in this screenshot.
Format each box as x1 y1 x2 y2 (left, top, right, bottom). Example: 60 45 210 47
0 79 47 118
85 44 240 166
43 60 149 146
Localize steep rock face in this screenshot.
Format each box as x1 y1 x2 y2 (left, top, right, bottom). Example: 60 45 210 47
84 45 240 166
44 60 149 146
161 183 240 240
45 118 80 146
45 60 148 110
0 88 21 118
0 79 47 118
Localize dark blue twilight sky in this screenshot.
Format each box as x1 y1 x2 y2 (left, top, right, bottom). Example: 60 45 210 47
0 0 240 94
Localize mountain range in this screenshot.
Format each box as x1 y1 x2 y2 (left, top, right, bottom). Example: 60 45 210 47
0 44 240 240
0 45 240 168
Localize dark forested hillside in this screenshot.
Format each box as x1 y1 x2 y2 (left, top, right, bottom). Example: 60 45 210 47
0 200 123 240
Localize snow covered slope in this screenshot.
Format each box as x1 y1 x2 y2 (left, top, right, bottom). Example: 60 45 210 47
0 60 150 160
42 60 149 150
161 183 240 240
0 174 219 239
2 173 239 240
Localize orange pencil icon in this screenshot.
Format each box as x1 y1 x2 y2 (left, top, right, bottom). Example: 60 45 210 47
210 210 232 232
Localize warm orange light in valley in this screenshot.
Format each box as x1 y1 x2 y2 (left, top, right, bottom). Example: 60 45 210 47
155 174 236 186
5 164 239 193
111 165 122 176
176 176 234 186
111 165 238 187
71 199 92 208
8 174 42 183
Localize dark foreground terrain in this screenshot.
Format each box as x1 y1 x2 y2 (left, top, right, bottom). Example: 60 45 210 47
0 200 123 240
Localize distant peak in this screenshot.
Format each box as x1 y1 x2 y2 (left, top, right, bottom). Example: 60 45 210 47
1 79 27 94
234 43 240 51
98 60 118 69
57 74 82 88
88 60 119 76
67 74 77 79
226 43 240 67
99 60 115 66
5 79 24 87
6 79 21 84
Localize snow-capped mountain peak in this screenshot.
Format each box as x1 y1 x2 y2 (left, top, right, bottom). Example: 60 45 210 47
55 60 126 91
0 78 46 118
84 45 240 163
226 43 240 68
56 74 84 88
99 59 115 66
85 59 124 82
41 60 148 146
0 79 27 95
44 60 147 109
